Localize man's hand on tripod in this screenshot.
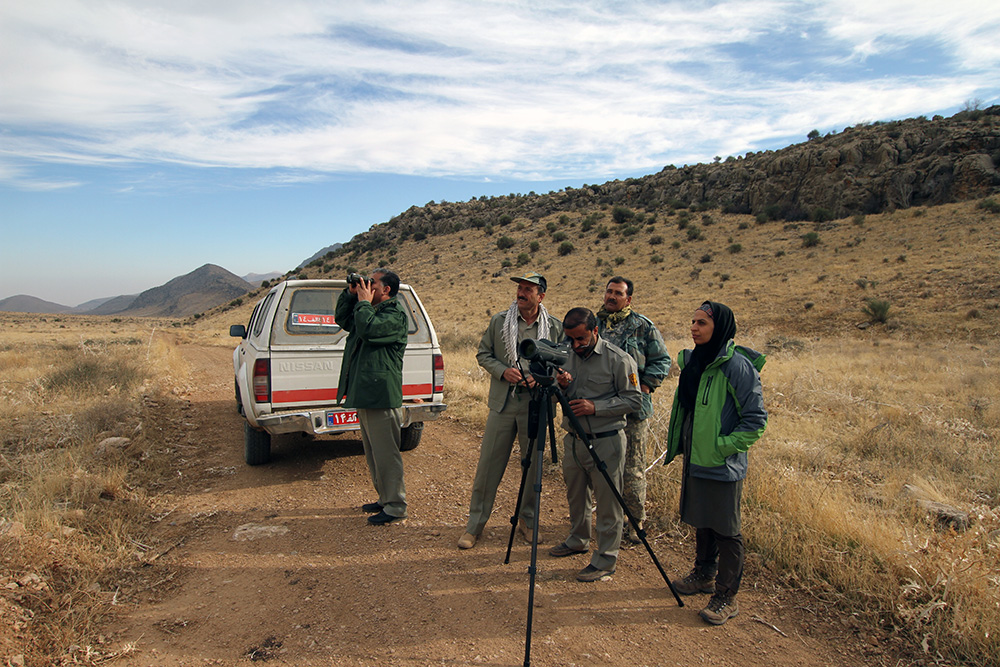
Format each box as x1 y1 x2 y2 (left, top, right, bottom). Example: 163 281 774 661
503 367 537 388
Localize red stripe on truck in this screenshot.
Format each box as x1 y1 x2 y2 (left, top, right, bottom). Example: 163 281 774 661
271 383 433 404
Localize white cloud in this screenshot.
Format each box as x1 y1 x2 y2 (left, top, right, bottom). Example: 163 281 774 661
1 0 998 187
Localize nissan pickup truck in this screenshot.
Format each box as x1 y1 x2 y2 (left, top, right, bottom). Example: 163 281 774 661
229 279 446 465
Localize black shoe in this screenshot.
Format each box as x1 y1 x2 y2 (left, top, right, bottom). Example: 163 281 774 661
548 542 588 558
576 564 615 582
361 502 383 514
368 510 404 525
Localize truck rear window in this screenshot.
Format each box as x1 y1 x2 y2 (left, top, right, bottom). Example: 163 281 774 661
285 289 342 335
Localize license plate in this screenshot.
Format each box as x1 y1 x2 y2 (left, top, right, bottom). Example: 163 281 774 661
327 410 359 427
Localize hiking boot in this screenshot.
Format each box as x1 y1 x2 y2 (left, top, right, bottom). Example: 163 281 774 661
457 532 478 549
516 518 544 545
699 593 739 625
672 568 716 595
361 502 383 514
623 521 643 545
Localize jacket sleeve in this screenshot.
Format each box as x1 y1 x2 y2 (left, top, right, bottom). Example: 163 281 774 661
593 353 643 417
717 356 767 458
352 301 407 345
335 289 356 333
639 321 671 390
476 314 510 381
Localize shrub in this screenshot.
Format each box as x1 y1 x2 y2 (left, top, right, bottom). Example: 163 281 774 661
728 243 742 254
517 253 530 266
811 208 834 223
614 256 625 266
529 241 540 253
596 226 610 239
978 198 1000 214
498 214 513 226
612 206 635 224
649 235 664 245
558 241 575 256
552 231 567 243
862 298 891 323
699 253 712 263
496 235 516 250
802 232 821 247
686 226 703 241
650 254 663 263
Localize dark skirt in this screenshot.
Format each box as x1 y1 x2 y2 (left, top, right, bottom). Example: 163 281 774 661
679 411 742 536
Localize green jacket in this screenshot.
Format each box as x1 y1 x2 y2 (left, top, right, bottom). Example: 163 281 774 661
597 310 671 420
664 340 767 482
335 290 408 409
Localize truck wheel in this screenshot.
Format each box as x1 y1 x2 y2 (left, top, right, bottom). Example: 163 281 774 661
400 422 423 451
244 422 271 465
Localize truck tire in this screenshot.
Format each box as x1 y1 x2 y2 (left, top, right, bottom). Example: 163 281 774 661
244 422 272 465
400 422 423 451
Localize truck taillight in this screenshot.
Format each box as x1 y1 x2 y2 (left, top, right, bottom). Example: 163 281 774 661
433 354 444 394
253 359 270 403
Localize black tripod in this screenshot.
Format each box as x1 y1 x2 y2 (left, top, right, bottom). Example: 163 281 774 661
503 361 683 667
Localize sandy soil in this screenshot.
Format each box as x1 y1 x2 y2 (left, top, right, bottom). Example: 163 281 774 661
105 343 907 666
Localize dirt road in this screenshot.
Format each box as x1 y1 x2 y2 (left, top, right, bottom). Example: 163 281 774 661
107 344 900 666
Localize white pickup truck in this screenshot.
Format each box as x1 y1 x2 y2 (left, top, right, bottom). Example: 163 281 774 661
229 279 447 465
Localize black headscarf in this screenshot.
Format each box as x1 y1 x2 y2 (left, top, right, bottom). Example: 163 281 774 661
678 301 737 411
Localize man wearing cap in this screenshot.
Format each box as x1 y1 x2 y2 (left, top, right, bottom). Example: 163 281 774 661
549 307 642 581
458 271 564 549
597 276 671 543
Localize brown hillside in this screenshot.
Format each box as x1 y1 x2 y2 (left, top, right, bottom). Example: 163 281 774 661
211 199 1000 345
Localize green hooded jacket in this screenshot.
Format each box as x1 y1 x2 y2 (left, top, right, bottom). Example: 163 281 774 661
664 340 767 482
335 290 408 409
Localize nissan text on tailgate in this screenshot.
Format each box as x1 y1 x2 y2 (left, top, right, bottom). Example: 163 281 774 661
229 279 446 465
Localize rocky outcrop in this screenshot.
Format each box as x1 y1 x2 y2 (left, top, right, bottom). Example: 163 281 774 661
342 107 1000 254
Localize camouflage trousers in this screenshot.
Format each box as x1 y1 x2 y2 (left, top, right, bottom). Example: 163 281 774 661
622 414 649 522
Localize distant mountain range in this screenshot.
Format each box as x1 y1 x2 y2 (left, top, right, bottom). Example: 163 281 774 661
0 264 256 316
298 243 343 268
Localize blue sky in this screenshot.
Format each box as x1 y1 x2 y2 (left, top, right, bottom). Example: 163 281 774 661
2 1 998 306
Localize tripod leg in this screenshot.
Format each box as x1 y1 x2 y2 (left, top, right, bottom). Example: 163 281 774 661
553 387 685 607
504 397 540 565
522 387 549 667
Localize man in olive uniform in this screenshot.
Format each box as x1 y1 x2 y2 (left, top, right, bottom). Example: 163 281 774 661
597 276 671 543
457 271 564 549
549 307 642 581
336 269 409 525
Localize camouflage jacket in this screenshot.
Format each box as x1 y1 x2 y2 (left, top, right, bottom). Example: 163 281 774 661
597 310 671 420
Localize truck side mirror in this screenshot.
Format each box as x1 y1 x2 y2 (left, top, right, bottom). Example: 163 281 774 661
230 324 247 338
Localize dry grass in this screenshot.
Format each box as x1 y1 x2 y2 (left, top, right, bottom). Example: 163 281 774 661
400 199 999 667
0 314 185 665
3 198 997 665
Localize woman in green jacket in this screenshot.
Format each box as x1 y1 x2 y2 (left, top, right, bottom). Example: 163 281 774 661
665 301 767 626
